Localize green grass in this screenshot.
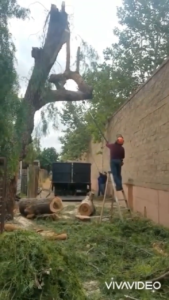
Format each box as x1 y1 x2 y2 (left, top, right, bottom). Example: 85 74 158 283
1 207 169 299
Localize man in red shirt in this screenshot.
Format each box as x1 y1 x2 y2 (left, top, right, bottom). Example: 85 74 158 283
106 135 125 191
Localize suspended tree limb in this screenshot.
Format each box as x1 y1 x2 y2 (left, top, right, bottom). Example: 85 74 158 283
49 71 92 94
42 88 92 103
48 46 92 95
21 2 93 159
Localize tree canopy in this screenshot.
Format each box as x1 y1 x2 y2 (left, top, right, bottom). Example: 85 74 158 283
37 147 59 171
0 0 29 177
59 0 169 160
2 0 169 172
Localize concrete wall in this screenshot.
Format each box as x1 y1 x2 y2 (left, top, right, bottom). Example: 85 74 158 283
86 58 169 227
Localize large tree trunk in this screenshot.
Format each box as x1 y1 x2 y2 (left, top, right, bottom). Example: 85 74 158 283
5 176 17 221
19 196 63 217
21 3 92 158
14 3 93 219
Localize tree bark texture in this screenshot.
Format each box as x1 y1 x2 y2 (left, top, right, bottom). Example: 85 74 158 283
5 176 17 221
19 196 63 217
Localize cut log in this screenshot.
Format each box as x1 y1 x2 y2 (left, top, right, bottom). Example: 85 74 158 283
4 224 67 241
19 197 63 217
37 231 67 240
4 224 23 232
78 192 95 216
75 215 91 221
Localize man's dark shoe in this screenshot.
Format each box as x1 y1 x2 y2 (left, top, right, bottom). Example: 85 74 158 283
116 187 123 191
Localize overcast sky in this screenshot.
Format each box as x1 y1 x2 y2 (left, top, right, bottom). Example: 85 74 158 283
9 0 122 152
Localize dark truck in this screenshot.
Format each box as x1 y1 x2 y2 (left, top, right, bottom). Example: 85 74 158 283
52 162 91 201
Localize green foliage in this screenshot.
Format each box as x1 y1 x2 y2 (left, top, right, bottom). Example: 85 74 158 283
104 0 169 82
0 230 86 300
59 102 91 160
37 147 59 170
0 0 29 177
60 0 169 158
24 138 41 165
33 209 169 300
84 63 136 142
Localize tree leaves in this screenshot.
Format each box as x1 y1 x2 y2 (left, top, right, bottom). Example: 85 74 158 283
0 0 29 177
59 0 169 160
37 148 59 171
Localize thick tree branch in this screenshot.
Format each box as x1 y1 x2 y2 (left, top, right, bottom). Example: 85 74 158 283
49 71 93 94
21 3 69 157
41 88 92 104
24 4 69 106
21 2 93 159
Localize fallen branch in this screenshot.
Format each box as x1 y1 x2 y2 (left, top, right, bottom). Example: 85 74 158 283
37 230 67 240
4 224 67 240
88 263 105 275
149 270 169 283
75 215 91 221
124 296 139 300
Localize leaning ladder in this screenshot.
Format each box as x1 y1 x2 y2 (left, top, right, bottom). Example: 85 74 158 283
99 171 131 223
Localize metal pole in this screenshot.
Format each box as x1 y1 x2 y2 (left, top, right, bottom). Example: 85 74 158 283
87 110 108 143
82 100 108 143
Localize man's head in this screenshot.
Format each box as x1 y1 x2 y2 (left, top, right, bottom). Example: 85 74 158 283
116 134 124 145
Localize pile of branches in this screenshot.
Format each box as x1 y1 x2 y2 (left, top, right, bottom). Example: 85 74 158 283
0 230 87 300
45 213 169 300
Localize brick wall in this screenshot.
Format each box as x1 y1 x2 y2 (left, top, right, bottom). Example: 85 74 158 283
85 58 169 227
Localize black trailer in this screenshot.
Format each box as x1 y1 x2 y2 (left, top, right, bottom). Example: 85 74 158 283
52 162 91 201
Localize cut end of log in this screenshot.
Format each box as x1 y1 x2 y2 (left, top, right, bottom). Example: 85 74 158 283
52 197 63 212
78 203 93 216
78 192 95 216
19 197 63 217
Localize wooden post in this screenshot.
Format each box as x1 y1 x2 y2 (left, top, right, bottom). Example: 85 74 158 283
126 183 133 210
27 164 39 198
34 166 39 196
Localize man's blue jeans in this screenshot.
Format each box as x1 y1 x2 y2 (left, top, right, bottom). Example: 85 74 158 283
110 159 123 191
98 183 105 196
